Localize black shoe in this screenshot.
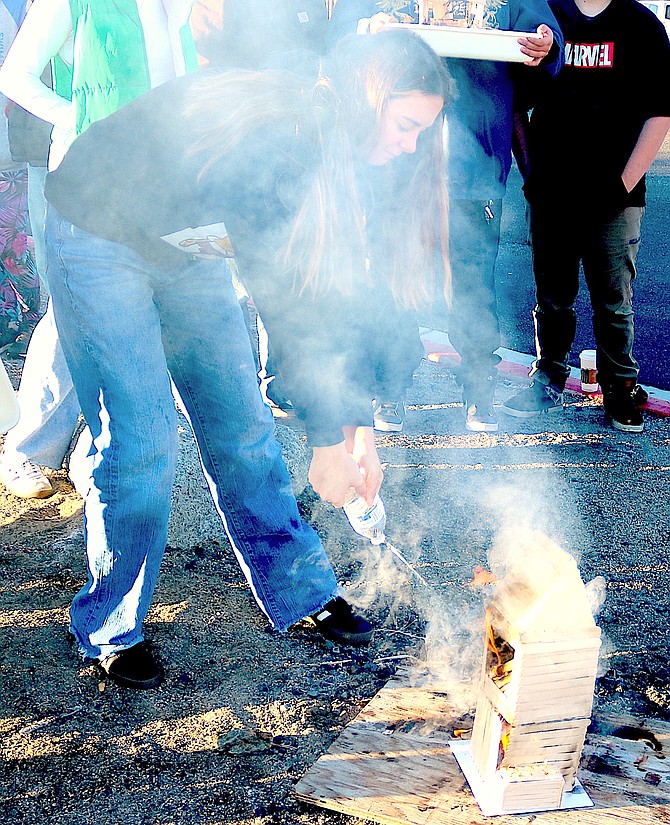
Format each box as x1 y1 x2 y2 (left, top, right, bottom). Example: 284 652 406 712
603 382 644 433
462 376 498 433
0 331 30 358
501 381 564 418
311 597 373 647
99 642 164 689
262 377 294 417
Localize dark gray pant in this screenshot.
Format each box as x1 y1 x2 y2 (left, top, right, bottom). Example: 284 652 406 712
530 204 643 390
448 198 503 397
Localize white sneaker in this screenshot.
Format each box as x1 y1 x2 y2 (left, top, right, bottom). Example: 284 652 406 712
373 398 405 432
0 460 54 499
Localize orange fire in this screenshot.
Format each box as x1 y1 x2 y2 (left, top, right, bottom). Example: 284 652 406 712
472 565 496 586
498 719 513 767
485 608 514 688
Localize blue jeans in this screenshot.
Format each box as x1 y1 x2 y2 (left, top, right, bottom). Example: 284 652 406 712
45 208 338 659
530 205 643 390
0 300 80 470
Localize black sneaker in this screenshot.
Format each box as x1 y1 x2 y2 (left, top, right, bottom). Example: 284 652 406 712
310 597 373 646
373 398 405 433
500 382 564 418
99 642 164 689
0 331 30 358
603 384 644 433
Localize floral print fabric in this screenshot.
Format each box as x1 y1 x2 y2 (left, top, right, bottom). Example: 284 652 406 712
0 169 39 348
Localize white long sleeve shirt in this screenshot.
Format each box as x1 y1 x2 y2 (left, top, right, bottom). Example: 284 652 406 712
0 0 193 169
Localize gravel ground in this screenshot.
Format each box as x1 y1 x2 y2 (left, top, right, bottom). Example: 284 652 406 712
1 351 669 825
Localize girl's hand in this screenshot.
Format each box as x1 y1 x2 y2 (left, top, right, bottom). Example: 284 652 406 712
309 441 367 507
343 425 383 506
308 427 383 507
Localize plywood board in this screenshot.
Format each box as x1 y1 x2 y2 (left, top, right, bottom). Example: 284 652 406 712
294 669 670 825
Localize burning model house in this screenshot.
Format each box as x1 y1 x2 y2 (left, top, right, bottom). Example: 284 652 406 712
454 531 601 815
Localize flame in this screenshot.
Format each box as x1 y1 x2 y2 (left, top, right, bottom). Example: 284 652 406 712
471 565 496 586
485 608 504 677
498 720 513 767
485 608 514 687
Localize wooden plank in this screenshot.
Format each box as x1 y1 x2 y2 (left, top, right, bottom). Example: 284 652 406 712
470 696 503 780
293 727 460 825
513 659 601 678
513 719 590 741
504 740 584 757
350 675 458 743
489 616 602 648
482 676 596 725
294 673 670 825
499 771 565 813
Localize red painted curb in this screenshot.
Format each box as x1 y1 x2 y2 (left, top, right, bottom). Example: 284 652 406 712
422 339 670 417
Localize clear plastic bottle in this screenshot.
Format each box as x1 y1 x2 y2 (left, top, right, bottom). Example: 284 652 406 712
342 490 386 545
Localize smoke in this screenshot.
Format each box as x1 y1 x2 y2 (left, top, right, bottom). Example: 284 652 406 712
487 526 598 640
417 592 486 713
344 531 487 714
341 506 606 716
347 542 426 625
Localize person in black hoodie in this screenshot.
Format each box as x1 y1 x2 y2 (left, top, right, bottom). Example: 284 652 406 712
212 0 329 73
501 0 670 432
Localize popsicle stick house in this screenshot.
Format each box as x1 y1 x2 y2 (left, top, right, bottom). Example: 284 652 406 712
467 533 601 813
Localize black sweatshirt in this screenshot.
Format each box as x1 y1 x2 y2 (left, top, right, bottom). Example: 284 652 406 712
45 70 423 447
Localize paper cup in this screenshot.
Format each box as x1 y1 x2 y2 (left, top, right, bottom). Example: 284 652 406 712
579 349 598 393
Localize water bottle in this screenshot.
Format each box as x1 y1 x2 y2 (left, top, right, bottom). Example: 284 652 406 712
343 490 386 545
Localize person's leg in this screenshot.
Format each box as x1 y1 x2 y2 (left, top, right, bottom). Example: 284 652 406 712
529 204 583 390
156 258 340 631
371 308 424 433
45 208 178 662
27 165 48 294
448 198 502 431
501 203 581 418
448 198 502 386
258 312 293 415
583 207 642 387
0 169 40 354
0 302 80 470
583 207 644 432
231 270 292 415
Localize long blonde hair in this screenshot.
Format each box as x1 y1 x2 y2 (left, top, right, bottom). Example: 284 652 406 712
187 30 451 309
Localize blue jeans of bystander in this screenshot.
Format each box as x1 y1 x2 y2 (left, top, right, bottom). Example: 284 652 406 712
0 301 80 470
